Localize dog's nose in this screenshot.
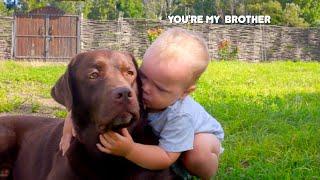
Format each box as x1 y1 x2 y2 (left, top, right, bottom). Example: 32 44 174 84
112 87 133 103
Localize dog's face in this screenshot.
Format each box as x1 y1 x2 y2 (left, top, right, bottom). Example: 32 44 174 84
52 49 142 146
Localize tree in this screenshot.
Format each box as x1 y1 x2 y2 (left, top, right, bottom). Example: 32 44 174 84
169 0 196 16
283 3 309 27
118 0 144 18
6 0 78 14
1 0 15 15
87 0 116 20
261 0 284 25
0 1 8 15
292 0 320 26
1 0 318 27
144 0 162 19
86 0 145 20
144 0 171 20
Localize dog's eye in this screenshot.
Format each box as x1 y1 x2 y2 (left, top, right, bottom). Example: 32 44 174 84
89 72 99 79
127 70 134 76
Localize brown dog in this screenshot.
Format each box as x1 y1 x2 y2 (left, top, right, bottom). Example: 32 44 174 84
0 49 179 180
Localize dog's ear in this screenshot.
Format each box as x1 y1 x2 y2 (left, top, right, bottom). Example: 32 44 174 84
51 58 76 111
126 53 147 119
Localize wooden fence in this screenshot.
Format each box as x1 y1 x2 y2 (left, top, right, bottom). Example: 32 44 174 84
0 17 13 59
1 16 320 61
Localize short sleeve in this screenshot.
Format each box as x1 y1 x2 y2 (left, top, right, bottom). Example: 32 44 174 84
158 113 194 152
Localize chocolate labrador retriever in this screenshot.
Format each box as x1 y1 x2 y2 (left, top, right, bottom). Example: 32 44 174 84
0 49 179 180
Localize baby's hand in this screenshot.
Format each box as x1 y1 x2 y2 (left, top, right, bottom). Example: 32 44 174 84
59 132 73 156
59 111 76 156
96 128 134 157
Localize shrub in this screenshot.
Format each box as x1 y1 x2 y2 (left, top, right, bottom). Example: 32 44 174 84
217 39 238 60
147 27 163 43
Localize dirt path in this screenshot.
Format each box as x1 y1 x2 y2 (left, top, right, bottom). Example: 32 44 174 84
1 97 66 118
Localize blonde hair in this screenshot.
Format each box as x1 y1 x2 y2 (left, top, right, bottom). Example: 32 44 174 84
144 27 210 84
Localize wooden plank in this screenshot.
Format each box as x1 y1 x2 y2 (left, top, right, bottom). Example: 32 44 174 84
14 12 78 60
15 56 70 59
14 14 46 58
15 37 45 57
45 15 49 60
48 37 77 58
16 35 77 38
48 15 78 59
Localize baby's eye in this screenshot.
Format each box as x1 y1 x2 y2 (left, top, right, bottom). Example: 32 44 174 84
156 85 166 92
127 70 134 76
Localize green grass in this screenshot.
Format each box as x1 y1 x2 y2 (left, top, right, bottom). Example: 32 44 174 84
0 60 319 178
0 61 66 113
193 61 320 179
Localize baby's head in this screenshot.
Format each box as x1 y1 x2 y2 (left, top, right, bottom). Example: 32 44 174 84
140 27 209 111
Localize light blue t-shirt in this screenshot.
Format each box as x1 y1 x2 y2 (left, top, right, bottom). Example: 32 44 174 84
148 96 224 152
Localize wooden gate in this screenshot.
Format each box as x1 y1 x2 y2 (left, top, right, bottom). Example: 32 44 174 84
13 7 80 61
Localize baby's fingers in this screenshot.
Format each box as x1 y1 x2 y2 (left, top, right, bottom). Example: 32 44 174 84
72 127 76 137
61 142 70 156
96 143 111 154
99 135 112 147
59 135 72 156
120 128 131 138
102 133 116 144
106 131 122 141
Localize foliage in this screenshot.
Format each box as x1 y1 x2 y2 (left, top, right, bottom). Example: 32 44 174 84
261 1 284 25
292 0 320 26
0 0 319 27
217 39 238 61
283 3 309 27
87 0 117 20
147 27 163 43
86 0 145 20
0 0 13 15
117 0 144 18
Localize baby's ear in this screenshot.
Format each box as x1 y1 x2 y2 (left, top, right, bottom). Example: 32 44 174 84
181 85 196 99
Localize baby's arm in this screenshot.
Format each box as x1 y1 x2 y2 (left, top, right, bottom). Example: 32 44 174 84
59 110 75 155
97 128 180 170
126 142 180 170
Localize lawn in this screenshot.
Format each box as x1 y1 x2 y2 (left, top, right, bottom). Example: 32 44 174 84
0 60 319 179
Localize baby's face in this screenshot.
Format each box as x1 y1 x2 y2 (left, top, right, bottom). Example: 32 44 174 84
140 53 191 112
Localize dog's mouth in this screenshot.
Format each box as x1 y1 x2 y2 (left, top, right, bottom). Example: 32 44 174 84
98 112 137 133
110 112 134 130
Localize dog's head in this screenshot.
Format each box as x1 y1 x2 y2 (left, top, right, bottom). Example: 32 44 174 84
51 49 143 148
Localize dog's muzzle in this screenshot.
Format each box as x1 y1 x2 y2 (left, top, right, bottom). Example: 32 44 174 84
98 112 137 133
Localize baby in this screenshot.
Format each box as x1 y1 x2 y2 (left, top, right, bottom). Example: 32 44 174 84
60 28 224 179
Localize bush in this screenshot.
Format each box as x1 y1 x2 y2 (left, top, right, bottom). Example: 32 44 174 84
147 27 163 43
217 39 238 61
